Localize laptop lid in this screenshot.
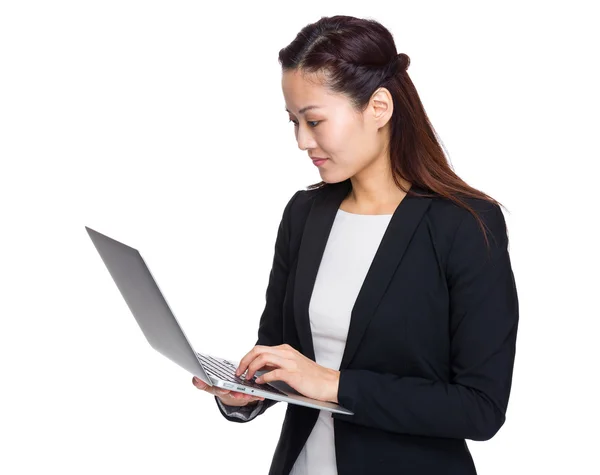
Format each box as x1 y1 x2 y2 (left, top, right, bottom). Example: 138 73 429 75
85 226 213 384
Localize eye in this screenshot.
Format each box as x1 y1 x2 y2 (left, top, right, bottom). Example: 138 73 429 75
289 119 320 128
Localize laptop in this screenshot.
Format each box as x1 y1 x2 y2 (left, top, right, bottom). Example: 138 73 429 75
85 226 354 416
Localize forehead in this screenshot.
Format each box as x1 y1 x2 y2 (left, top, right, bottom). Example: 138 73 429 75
282 69 344 113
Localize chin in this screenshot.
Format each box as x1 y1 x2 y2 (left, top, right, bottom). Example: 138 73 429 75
321 176 339 184
320 171 351 185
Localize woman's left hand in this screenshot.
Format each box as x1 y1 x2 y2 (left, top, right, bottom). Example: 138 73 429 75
235 344 340 403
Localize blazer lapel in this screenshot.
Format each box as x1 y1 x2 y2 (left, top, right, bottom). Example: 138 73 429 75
293 179 432 369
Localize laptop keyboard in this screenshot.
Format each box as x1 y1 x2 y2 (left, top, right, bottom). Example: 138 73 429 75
196 352 287 395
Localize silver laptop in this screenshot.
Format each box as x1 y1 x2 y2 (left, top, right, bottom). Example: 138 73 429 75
85 226 353 416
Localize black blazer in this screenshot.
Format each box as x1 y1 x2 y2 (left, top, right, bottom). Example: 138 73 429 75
216 179 519 475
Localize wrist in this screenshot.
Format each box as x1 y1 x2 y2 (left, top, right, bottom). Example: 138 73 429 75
329 369 340 403
216 395 258 407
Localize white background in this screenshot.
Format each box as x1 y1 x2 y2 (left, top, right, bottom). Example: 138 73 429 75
1 1 598 474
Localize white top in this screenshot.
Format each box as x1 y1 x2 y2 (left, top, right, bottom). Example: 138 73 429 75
290 208 393 475
217 208 394 474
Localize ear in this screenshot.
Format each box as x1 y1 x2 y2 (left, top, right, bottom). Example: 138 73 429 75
369 87 394 130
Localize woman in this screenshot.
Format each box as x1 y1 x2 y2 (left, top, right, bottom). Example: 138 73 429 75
193 14 519 475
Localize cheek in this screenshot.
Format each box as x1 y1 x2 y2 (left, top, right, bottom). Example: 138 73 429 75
322 121 358 156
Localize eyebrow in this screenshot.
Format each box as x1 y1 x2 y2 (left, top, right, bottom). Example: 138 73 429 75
285 105 322 115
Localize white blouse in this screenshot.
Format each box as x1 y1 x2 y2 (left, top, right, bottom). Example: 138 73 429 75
289 208 393 475
218 208 393 475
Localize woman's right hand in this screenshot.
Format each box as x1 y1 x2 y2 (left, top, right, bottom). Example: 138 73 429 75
192 376 265 407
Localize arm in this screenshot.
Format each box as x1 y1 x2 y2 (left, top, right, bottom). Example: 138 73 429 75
215 398 265 422
332 203 519 441
215 190 303 423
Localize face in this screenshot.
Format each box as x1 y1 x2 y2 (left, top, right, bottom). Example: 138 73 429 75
281 68 394 183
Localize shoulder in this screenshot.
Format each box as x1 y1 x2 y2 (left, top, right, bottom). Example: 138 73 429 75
285 184 508 247
282 184 329 218
424 193 508 256
433 196 508 257
428 194 504 226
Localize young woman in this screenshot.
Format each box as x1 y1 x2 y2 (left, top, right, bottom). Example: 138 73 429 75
193 14 519 475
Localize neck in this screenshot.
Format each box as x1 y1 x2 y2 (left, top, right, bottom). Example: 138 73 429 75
346 176 412 213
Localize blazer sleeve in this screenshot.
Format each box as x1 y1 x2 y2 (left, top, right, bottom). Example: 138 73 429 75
215 397 265 421
332 203 519 441
215 190 303 423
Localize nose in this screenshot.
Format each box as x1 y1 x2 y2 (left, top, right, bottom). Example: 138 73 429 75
296 125 316 151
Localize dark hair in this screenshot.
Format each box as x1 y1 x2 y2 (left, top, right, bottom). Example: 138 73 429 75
278 15 508 251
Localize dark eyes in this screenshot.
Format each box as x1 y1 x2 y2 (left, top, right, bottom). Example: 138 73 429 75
289 118 320 128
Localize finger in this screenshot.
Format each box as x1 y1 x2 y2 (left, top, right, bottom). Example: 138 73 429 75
229 391 249 399
224 392 261 404
246 353 288 381
255 369 285 385
235 394 265 402
223 396 265 406
237 346 286 377
235 345 266 377
238 392 258 400
197 383 225 396
196 380 229 396
192 376 208 389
